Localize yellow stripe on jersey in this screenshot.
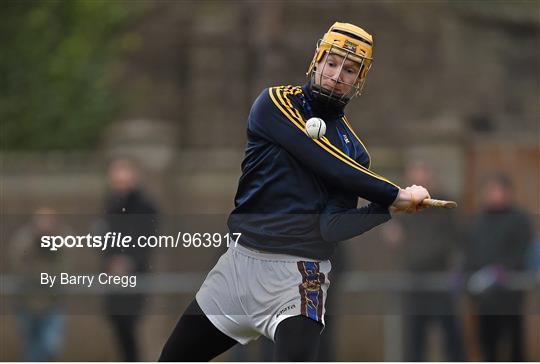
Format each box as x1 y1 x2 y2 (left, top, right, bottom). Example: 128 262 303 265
272 86 396 187
271 86 394 186
271 88 372 177
277 87 368 172
269 87 305 131
342 116 372 170
268 86 399 189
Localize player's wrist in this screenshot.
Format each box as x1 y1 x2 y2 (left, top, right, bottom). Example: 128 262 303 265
392 189 409 211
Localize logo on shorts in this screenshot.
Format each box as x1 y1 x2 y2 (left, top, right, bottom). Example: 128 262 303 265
297 262 326 323
301 279 322 292
276 304 296 317
301 267 324 292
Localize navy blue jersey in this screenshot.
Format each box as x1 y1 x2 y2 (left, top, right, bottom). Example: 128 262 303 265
228 84 400 259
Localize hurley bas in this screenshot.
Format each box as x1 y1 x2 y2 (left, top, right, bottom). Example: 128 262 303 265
41 272 137 288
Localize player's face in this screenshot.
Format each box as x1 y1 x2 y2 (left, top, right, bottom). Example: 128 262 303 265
314 53 361 96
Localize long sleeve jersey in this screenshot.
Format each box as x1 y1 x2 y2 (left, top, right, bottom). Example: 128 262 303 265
228 84 400 259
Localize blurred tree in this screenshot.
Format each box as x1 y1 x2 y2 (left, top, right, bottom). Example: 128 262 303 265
0 0 144 150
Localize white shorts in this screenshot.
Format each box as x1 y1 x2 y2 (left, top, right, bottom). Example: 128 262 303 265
195 243 331 344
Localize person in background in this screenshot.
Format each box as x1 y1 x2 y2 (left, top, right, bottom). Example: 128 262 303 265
526 231 540 278
10 208 69 361
102 157 158 361
382 160 465 361
465 173 533 361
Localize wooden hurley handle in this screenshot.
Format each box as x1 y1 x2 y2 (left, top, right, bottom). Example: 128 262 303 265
421 198 458 209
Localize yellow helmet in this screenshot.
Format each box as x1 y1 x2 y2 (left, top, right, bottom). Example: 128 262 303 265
307 22 374 106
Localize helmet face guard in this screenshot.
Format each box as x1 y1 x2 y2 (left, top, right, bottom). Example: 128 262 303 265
307 22 374 107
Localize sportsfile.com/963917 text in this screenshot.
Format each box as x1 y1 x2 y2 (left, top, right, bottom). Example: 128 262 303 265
40 232 242 251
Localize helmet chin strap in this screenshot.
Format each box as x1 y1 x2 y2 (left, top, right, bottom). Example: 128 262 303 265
308 79 350 112
308 77 351 109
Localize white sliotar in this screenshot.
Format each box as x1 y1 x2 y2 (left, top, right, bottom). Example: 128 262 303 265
305 117 326 139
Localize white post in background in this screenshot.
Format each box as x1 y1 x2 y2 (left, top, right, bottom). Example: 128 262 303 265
383 295 403 361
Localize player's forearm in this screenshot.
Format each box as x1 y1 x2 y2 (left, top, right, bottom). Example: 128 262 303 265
267 118 400 205
320 164 399 206
251 88 400 206
319 203 391 242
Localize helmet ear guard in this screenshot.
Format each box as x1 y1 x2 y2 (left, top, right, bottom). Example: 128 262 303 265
306 22 374 105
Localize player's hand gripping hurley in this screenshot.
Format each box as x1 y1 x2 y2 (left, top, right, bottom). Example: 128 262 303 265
392 185 457 213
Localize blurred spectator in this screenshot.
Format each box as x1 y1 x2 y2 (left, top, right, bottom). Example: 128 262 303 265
465 173 533 361
10 208 69 361
526 232 540 275
383 160 465 361
102 157 158 361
